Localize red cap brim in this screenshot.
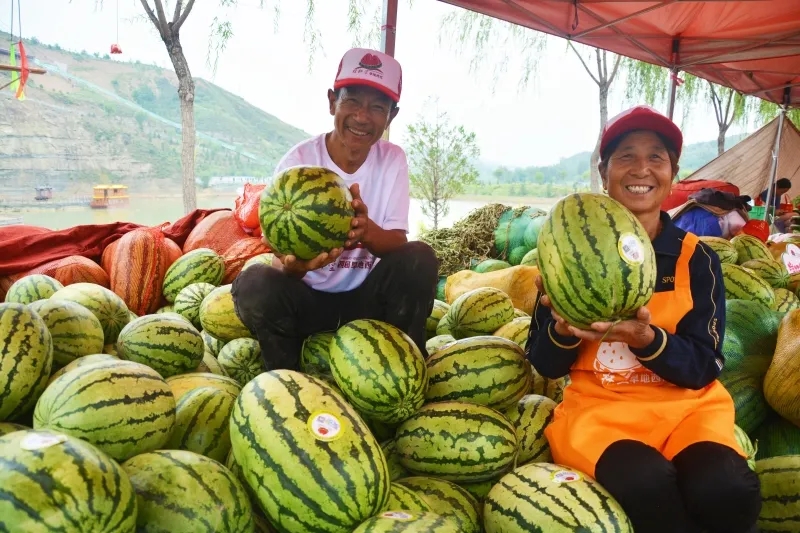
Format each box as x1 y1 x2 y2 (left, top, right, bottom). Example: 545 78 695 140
334 78 400 102
601 107 683 159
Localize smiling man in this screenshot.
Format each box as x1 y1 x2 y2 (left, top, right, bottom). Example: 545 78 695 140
231 47 439 371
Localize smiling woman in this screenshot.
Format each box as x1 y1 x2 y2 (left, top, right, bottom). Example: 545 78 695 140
526 106 763 533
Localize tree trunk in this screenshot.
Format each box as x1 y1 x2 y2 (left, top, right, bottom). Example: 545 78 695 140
591 84 610 193
717 127 727 156
166 36 197 214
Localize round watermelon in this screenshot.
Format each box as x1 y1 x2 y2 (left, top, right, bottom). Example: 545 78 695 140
537 193 657 329
258 166 355 260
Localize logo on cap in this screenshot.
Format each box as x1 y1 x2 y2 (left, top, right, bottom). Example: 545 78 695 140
358 53 383 72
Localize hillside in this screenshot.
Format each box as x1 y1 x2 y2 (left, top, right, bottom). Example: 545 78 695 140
0 33 310 194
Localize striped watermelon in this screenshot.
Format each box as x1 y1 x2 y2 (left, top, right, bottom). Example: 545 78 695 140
353 512 459 532
258 166 355 260
384 483 433 513
484 462 633 532
229 370 390 533
426 300 450 339
446 287 515 339
699 236 738 264
300 331 334 376
199 284 253 341
242 252 275 271
166 372 242 401
165 385 236 461
197 350 227 375
722 263 776 308
722 299 783 373
329 319 428 424
719 369 769 434
202 329 226 356
156 304 175 314
47 353 119 386
425 336 531 410
395 401 518 482
732 234 772 264
473 259 511 273
117 314 205 378
50 283 130 343
0 303 53 421
122 449 254 532
162 248 225 303
426 334 455 356
508 245 529 265
751 414 800 460
4 274 63 304
0 429 137 532
537 193 657 329
493 316 530 346
29 299 105 367
0 422 28 436
381 438 410 481
741 258 790 289
773 288 800 312
33 358 176 461
458 479 498 502
755 455 800 532
394 477 482 533
513 308 530 318
529 369 571 404
520 248 538 266
174 282 216 328
734 424 757 471
436 313 454 336
217 337 264 384
504 393 557 464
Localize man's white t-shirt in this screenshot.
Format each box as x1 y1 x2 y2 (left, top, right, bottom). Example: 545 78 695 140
272 133 410 293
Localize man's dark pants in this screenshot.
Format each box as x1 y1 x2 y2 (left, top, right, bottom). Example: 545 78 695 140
231 241 439 370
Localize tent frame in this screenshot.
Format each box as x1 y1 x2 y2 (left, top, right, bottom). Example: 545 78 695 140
377 1 798 222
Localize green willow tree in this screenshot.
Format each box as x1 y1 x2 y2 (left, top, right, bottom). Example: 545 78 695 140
406 108 480 230
440 10 628 193
623 61 755 156
94 0 386 213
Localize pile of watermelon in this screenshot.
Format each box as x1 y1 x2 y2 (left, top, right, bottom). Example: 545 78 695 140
0 190 799 531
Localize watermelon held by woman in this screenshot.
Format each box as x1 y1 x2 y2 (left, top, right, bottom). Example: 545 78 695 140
258 165 355 261
536 192 657 329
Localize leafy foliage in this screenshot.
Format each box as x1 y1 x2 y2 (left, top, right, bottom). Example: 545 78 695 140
406 107 480 229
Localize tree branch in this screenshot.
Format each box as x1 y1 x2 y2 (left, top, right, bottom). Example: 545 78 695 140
174 0 196 31
172 0 183 24
138 0 162 32
568 42 600 86
151 0 170 34
607 54 623 86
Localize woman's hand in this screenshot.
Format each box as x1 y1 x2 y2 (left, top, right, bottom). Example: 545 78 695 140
567 307 656 350
535 276 573 337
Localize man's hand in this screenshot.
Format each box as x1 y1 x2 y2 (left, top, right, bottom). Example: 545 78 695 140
261 235 342 278
346 183 370 249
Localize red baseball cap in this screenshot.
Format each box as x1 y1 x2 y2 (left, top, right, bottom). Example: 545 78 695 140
600 105 683 159
334 48 402 103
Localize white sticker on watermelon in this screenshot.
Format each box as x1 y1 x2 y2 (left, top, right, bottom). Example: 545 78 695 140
618 233 646 266
20 432 67 451
551 470 583 484
307 411 345 442
381 511 415 521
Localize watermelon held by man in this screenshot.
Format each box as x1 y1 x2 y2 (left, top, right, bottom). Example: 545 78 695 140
258 165 355 261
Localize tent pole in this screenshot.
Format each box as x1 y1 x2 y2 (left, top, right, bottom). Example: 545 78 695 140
764 107 787 221
380 0 399 141
666 38 680 120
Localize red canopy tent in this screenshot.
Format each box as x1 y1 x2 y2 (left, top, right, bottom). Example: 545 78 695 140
376 0 800 217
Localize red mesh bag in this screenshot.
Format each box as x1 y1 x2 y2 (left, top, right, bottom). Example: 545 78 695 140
27 255 110 288
234 183 265 236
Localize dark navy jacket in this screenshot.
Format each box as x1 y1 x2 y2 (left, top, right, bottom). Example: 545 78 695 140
525 212 726 390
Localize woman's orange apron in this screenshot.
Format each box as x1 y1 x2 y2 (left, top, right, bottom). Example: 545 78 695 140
544 232 743 479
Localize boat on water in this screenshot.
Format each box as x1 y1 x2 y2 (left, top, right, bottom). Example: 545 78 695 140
90 185 130 209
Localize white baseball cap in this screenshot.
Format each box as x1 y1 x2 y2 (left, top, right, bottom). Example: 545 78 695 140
333 48 402 103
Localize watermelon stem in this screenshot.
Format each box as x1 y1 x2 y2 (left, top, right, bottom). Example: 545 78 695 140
598 319 623 344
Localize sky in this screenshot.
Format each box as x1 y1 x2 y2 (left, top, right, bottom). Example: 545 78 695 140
0 0 753 169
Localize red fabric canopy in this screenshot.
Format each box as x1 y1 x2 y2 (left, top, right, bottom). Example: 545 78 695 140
438 0 800 107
